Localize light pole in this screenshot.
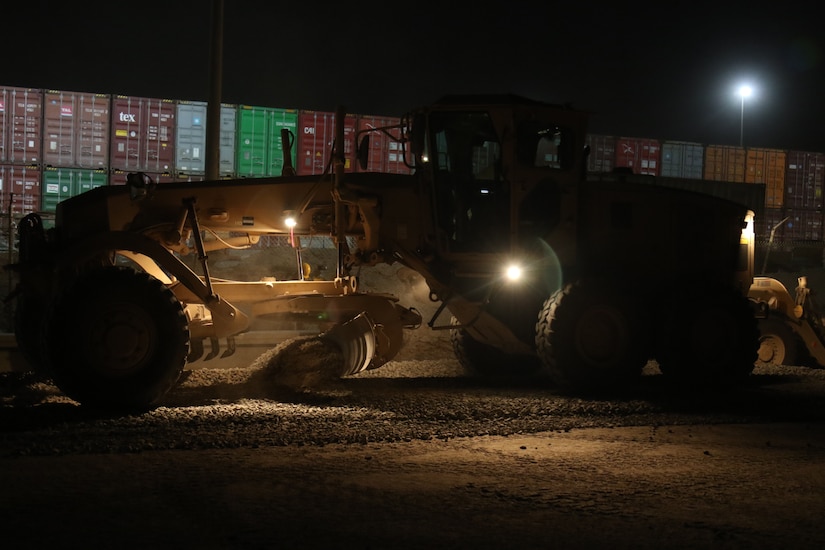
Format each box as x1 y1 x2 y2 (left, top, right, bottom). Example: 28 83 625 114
738 84 753 148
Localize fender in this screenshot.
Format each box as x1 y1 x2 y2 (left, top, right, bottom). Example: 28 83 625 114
54 230 249 339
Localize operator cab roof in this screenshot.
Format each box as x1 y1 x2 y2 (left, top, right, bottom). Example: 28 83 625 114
431 93 582 112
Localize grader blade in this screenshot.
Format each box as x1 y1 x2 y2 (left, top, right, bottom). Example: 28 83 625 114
252 292 422 375
321 312 379 377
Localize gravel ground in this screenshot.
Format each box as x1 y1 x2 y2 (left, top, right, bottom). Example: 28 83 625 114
3 351 825 455
3 347 825 549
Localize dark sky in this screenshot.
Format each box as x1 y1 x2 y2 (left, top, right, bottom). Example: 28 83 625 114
7 1 825 152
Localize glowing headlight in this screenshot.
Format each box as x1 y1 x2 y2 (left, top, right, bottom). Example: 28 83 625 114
284 216 297 229
505 264 523 281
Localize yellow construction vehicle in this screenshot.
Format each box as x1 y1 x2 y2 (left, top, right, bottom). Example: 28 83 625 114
749 275 825 368
7 95 759 410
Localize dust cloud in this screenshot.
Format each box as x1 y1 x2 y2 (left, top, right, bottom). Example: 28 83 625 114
246 336 347 394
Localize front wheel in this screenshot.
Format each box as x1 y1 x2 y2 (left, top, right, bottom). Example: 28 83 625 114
535 281 650 390
756 316 798 367
43 266 190 411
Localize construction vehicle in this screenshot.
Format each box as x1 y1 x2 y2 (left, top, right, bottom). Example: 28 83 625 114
749 275 825 368
6 94 759 411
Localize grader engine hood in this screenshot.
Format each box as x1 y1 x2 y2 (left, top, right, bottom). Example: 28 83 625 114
55 175 338 240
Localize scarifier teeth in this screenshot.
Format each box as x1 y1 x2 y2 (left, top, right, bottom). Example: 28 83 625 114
204 338 221 360
221 337 237 358
188 339 204 362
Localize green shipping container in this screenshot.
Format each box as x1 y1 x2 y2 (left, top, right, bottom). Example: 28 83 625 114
236 106 298 177
42 166 107 212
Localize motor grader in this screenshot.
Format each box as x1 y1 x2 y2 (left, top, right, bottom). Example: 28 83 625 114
7 94 759 410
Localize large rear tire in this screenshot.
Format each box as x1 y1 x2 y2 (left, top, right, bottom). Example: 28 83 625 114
43 266 190 411
535 281 650 390
656 287 757 387
756 316 798 367
450 317 542 377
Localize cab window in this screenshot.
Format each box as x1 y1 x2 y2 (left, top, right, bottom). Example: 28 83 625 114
518 122 573 169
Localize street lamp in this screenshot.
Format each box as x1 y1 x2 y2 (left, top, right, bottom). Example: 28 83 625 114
738 84 753 148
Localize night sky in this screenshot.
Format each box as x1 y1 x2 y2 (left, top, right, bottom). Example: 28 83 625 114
7 1 824 152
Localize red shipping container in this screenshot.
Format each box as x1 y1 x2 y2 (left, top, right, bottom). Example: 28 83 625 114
784 209 823 241
110 95 176 172
0 163 41 215
0 86 42 165
43 90 110 168
784 150 824 211
614 137 660 176
758 207 788 240
585 134 616 173
356 115 411 174
296 110 356 176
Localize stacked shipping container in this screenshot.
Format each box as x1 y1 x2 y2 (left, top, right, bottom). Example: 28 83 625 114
357 115 409 174
0 164 40 214
175 100 237 179
0 86 42 215
585 134 615 173
0 83 823 244
296 110 357 176
109 95 176 174
235 105 297 178
775 152 825 241
614 137 660 176
661 141 704 179
587 134 817 241
37 90 111 213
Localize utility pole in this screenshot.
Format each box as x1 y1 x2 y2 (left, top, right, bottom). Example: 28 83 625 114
205 0 224 180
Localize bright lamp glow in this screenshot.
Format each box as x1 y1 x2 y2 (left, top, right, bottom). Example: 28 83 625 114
284 216 297 228
738 84 753 99
505 264 523 281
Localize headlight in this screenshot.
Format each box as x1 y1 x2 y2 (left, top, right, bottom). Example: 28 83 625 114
505 264 523 282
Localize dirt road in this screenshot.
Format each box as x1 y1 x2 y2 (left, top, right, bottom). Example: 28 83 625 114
3 423 825 549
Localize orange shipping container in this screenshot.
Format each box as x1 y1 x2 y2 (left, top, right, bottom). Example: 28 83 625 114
746 148 786 208
703 145 746 183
